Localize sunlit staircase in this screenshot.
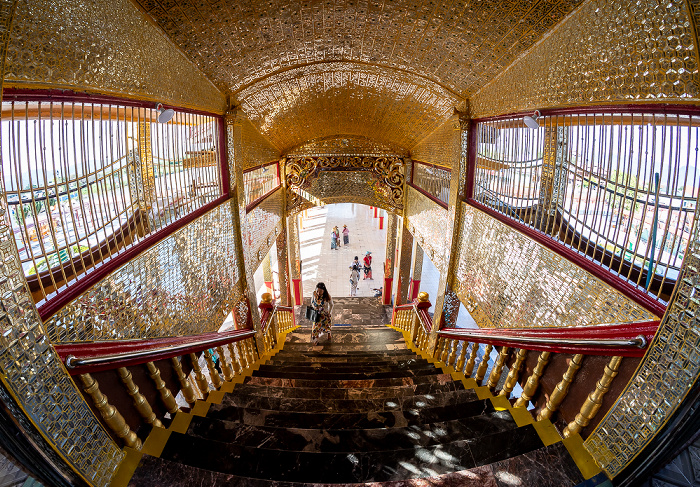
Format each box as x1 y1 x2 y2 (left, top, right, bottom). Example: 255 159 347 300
120 309 608 486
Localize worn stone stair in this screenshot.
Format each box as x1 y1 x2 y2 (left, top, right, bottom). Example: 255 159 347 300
122 316 606 486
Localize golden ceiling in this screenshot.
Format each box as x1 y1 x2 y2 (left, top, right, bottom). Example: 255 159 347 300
130 0 586 151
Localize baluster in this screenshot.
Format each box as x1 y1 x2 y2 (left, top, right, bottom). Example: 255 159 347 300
464 343 479 377
228 343 242 375
514 351 551 408
246 338 257 363
171 356 196 406
537 354 583 421
146 362 180 415
455 341 469 372
204 350 223 389
433 337 443 359
474 344 493 383
80 373 142 450
217 346 234 381
117 367 163 428
448 340 459 368
486 347 510 389
190 352 210 396
563 356 623 438
236 342 248 370
499 349 528 397
440 338 450 363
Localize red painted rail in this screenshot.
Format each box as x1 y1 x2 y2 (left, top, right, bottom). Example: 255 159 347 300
437 320 661 357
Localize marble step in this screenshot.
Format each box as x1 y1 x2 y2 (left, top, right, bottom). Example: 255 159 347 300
212 387 479 415
250 365 442 381
227 380 465 401
204 395 494 430
278 344 408 353
269 351 420 363
243 370 457 389
255 360 441 377
263 356 432 369
130 441 585 487
151 423 545 483
185 410 518 452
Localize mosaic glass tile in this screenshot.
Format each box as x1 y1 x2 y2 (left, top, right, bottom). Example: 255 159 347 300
453 202 659 329
472 0 700 117
5 0 225 114
287 136 408 157
411 118 461 170
44 200 243 342
245 189 284 274
405 186 449 274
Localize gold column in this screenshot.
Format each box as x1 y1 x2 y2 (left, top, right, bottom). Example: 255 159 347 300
537 354 583 421
514 351 551 409
564 356 623 438
287 213 303 305
475 344 493 384
384 213 399 304
117 367 163 428
411 242 424 298
499 349 527 398
430 113 469 348
145 362 179 415
277 159 291 305
395 223 414 305
80 374 141 450
487 347 510 389
189 353 210 397
171 356 196 406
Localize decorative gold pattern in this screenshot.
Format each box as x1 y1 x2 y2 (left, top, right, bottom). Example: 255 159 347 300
411 118 462 170
237 63 459 152
285 157 405 214
405 187 449 273
44 200 243 342
5 0 225 113
287 136 408 158
472 0 700 117
453 202 658 329
240 118 281 171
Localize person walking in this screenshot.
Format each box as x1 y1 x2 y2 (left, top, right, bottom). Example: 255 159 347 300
363 251 373 280
334 226 341 248
349 262 360 296
310 282 333 345
342 224 350 245
330 228 338 250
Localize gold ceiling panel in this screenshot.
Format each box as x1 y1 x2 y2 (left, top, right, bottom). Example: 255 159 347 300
131 0 584 98
288 136 408 157
237 63 459 152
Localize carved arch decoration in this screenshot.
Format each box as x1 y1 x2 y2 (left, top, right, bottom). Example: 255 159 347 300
285 156 405 215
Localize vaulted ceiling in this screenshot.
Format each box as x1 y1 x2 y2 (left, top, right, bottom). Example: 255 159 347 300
131 0 585 152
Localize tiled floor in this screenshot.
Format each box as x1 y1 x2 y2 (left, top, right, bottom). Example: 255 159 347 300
299 203 388 299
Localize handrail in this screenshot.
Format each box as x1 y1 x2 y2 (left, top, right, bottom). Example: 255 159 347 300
56 328 256 374
437 320 660 357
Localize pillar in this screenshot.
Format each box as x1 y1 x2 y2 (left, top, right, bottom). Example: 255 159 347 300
395 223 414 305
429 112 469 352
262 252 273 296
288 213 303 305
276 230 291 305
410 241 424 301
383 213 399 305
225 108 262 333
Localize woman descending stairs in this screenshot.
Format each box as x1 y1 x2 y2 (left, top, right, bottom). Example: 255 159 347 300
120 323 609 486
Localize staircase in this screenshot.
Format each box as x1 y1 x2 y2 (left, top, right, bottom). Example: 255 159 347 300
122 303 607 486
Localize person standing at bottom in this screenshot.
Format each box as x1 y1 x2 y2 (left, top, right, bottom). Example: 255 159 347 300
311 282 333 345
330 228 338 250
349 263 360 296
334 226 341 248
363 251 373 280
342 224 349 245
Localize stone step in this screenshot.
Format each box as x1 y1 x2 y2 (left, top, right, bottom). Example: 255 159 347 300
185 410 518 452
151 423 546 483
211 387 479 415
204 396 495 430
251 365 442 381
242 370 457 389
227 380 465 401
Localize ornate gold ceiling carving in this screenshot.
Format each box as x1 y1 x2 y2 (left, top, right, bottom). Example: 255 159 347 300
129 0 585 147
287 135 408 157
238 63 458 152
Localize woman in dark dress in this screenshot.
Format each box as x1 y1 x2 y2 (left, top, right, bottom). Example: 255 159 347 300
310 282 333 345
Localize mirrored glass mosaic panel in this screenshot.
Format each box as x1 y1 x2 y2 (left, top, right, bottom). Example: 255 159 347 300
44 200 241 342
405 186 449 274
412 161 451 206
